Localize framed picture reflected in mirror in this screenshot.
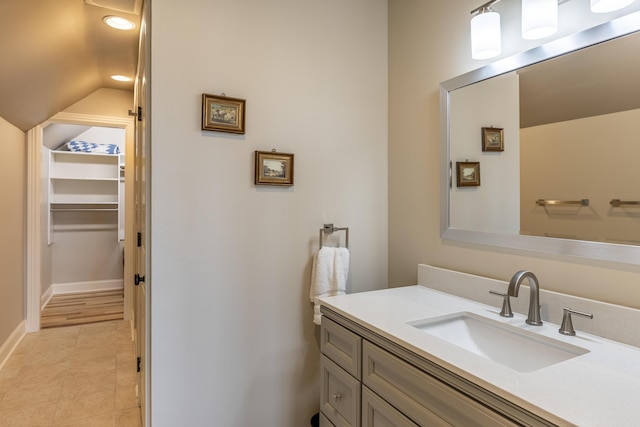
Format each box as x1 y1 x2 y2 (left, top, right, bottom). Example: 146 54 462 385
456 161 480 187
482 127 504 152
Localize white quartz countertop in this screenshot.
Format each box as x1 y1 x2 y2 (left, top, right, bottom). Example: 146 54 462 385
320 285 640 427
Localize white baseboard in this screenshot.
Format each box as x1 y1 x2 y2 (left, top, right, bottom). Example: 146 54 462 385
41 285 53 310
0 321 25 371
52 279 124 295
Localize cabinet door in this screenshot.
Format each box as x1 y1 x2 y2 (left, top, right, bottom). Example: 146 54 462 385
362 386 425 427
321 355 361 427
321 317 362 379
362 341 519 427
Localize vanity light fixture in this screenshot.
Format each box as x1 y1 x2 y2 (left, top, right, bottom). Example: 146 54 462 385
471 0 636 59
103 15 136 30
591 0 635 13
471 4 502 60
522 0 558 39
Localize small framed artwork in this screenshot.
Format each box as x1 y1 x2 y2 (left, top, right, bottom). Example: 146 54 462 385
255 151 294 186
456 161 480 187
482 127 504 152
202 93 246 134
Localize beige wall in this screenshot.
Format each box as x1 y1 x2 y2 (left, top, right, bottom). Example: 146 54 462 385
388 0 640 309
0 116 26 345
150 0 388 425
521 109 640 244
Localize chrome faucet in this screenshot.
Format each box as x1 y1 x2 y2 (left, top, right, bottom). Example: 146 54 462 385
507 270 543 326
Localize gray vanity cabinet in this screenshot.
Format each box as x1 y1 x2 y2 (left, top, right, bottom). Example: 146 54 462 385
320 316 424 427
320 317 362 426
320 310 529 427
362 341 515 426
361 386 418 427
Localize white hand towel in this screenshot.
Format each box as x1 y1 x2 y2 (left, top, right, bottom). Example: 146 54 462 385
310 247 350 325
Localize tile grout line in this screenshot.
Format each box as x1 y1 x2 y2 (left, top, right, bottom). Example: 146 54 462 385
0 320 141 426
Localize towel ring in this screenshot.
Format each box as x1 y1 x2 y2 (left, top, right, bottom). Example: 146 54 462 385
319 224 349 249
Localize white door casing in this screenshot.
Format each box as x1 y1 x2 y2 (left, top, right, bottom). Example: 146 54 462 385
25 112 135 333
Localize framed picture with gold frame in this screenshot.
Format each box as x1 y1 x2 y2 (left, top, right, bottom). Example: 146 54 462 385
456 161 480 187
482 127 504 152
202 93 246 134
254 151 294 186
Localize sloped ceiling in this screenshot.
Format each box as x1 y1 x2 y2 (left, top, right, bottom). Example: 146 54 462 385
0 0 140 131
519 31 640 128
43 123 91 150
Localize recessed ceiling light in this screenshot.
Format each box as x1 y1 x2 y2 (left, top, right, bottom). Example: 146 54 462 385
103 16 136 30
111 75 132 82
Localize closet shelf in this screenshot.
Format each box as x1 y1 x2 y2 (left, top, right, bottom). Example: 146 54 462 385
51 176 119 182
51 208 118 212
51 151 118 158
48 149 121 244
51 202 118 211
51 202 118 206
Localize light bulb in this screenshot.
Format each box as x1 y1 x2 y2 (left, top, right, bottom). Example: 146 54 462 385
111 75 132 82
103 16 136 30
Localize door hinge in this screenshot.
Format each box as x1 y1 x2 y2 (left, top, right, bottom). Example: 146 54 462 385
137 232 142 247
128 107 142 121
135 274 145 286
137 357 141 373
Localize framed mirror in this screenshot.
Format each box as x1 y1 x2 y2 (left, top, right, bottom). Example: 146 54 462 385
440 11 640 265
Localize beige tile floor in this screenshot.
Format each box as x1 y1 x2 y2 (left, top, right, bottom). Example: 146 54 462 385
0 320 141 427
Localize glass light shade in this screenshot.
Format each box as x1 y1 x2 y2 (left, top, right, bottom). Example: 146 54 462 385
522 0 558 40
471 10 501 60
591 0 634 13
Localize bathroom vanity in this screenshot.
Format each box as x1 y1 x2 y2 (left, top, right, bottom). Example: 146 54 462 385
318 265 640 427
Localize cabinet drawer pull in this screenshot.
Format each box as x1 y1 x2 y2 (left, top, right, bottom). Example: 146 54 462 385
333 393 342 402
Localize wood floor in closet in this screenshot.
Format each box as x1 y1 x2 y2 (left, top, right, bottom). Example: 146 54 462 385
41 290 124 329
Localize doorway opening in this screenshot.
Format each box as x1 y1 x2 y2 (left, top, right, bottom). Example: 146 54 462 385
26 112 136 334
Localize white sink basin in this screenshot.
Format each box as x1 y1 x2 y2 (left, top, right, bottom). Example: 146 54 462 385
408 312 589 373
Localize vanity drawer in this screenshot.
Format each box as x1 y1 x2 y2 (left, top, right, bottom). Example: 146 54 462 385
321 355 361 427
321 317 362 379
362 341 518 427
362 385 423 427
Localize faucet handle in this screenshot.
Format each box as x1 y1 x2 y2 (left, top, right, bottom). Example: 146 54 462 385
559 307 593 336
489 290 513 318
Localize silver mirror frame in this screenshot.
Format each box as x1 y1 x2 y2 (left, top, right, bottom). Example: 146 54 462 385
440 11 640 266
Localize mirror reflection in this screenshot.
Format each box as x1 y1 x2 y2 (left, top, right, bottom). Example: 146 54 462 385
449 30 640 246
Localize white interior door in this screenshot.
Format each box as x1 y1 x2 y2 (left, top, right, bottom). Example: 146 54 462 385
133 2 149 425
